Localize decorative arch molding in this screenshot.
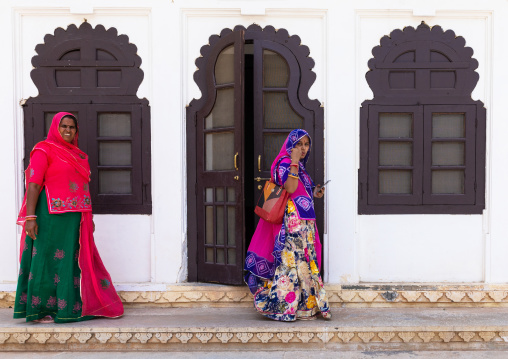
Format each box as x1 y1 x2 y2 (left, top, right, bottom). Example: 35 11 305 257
30 21 144 98
365 21 480 104
189 24 322 116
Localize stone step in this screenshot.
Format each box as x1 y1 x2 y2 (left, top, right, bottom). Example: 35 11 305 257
3 283 508 308
1 307 508 352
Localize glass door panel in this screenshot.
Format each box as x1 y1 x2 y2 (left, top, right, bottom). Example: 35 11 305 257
263 92 303 129
205 88 235 129
263 49 289 87
262 133 288 171
215 45 235 85
205 132 235 171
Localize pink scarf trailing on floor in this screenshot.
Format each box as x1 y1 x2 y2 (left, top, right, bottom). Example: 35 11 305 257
17 112 124 318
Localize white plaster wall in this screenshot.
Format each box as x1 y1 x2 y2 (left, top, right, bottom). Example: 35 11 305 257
1 0 507 289
0 1 173 287
0 1 21 287
94 215 151 282
329 1 493 283
150 0 185 283
488 3 508 283
358 216 483 282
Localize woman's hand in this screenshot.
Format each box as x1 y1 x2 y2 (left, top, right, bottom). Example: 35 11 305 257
25 182 41 239
25 220 38 240
291 147 302 164
314 185 325 198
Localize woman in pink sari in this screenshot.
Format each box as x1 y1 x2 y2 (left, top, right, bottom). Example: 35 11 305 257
244 129 330 321
14 112 124 323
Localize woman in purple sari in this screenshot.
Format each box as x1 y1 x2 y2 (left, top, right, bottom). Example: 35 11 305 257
244 129 330 321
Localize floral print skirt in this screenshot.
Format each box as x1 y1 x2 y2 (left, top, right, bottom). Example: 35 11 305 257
253 200 331 321
14 188 93 323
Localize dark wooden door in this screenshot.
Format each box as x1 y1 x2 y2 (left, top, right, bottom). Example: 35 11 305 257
195 31 245 284
249 40 316 234
188 25 324 285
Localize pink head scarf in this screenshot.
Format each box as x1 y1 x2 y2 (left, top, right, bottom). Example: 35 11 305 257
44 112 90 181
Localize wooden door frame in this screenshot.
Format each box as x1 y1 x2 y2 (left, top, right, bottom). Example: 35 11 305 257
187 24 324 283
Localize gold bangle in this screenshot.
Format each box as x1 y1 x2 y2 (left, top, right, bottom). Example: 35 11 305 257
25 217 37 221
288 173 299 179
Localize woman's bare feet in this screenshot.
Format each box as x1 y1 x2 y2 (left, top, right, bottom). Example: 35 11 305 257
33 315 54 323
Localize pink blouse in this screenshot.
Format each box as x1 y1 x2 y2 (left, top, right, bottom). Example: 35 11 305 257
28 148 92 213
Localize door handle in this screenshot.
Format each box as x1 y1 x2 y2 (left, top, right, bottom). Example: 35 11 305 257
234 152 238 171
258 155 261 172
254 177 271 182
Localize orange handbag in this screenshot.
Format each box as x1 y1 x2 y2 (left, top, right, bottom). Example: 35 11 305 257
254 181 290 224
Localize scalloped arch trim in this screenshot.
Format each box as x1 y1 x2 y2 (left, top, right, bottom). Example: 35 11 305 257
190 23 322 112
366 22 480 99
29 22 144 96
32 22 141 68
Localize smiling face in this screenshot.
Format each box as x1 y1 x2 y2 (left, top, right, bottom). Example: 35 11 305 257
58 116 77 144
294 135 310 159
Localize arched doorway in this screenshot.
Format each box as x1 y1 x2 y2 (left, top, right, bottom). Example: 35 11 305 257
187 24 324 284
